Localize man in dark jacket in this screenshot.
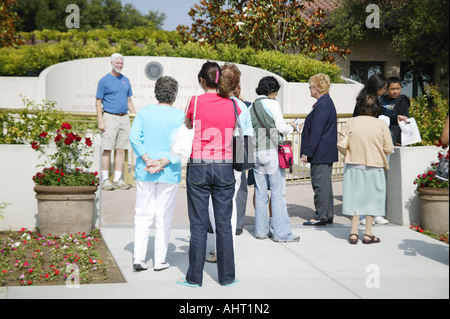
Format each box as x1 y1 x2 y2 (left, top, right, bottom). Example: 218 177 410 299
300 73 338 226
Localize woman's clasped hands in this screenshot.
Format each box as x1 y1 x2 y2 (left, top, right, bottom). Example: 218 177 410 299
144 158 164 174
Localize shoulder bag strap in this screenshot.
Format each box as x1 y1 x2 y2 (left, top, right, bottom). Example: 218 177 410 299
231 99 244 139
184 95 198 129
253 99 278 148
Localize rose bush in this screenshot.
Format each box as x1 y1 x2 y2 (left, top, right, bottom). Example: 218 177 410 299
31 122 99 186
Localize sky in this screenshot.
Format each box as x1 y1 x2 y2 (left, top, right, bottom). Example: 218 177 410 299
120 0 199 31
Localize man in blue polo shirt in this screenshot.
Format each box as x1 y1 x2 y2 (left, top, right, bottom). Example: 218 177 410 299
96 53 136 190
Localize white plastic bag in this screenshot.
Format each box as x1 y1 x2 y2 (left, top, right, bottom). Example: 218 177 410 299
399 117 422 146
170 96 197 159
378 115 390 127
170 123 195 159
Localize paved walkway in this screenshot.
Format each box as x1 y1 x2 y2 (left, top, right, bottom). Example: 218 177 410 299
2 182 449 300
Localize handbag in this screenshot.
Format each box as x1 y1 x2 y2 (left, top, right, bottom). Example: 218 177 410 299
252 102 294 169
278 141 294 169
170 96 198 159
436 157 449 181
231 99 255 171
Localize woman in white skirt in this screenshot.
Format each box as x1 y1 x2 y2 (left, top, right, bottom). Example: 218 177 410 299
339 95 394 244
129 76 185 271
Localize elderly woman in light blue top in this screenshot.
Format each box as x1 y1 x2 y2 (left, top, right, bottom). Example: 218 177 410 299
129 76 184 272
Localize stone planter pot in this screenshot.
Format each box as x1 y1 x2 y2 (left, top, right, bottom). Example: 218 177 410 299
34 185 98 237
417 187 449 235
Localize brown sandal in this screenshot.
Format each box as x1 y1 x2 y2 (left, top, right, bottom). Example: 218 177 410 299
362 234 380 244
348 234 358 245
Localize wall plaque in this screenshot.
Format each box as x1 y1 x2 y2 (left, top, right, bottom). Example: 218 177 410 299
145 62 163 80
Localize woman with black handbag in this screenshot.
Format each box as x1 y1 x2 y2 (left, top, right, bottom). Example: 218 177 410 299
177 61 240 288
205 62 254 263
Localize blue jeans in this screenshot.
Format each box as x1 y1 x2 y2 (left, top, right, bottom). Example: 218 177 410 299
254 149 295 241
185 160 236 286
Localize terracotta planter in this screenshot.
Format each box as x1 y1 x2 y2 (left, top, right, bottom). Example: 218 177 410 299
417 187 449 235
34 185 98 237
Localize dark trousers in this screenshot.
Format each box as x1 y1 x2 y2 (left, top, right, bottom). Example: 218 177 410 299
186 160 236 286
311 163 335 222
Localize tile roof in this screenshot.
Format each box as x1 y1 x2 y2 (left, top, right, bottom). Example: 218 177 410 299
301 0 342 19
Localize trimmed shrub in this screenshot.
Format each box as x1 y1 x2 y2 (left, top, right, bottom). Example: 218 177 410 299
409 85 449 145
0 40 344 83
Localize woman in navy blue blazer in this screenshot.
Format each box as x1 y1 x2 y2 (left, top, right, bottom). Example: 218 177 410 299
300 73 338 226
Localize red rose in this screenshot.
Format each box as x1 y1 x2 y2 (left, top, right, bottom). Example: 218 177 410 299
85 137 93 146
54 134 62 142
39 132 48 138
64 137 73 145
31 141 39 149
61 123 72 130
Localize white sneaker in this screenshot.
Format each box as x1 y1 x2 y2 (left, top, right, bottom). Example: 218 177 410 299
374 216 388 224
101 179 115 191
359 218 375 226
133 260 148 272
113 179 131 190
154 262 170 271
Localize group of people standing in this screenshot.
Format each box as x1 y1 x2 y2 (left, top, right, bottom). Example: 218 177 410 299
96 53 406 288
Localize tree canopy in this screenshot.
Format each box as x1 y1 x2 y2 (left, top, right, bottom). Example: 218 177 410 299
327 0 449 91
0 0 23 47
177 0 350 63
14 0 166 32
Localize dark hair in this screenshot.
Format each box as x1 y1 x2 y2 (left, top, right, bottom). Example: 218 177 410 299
255 76 280 96
155 76 178 104
361 73 388 96
357 94 382 117
387 76 402 87
198 61 231 98
355 73 387 116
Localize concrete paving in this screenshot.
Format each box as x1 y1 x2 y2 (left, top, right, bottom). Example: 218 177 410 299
2 182 449 300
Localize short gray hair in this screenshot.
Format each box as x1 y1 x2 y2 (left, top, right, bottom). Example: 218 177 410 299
155 76 178 104
111 53 124 63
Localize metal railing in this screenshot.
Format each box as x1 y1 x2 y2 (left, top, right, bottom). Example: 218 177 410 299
1 108 352 186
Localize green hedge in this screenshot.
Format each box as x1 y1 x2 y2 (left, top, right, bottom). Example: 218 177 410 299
19 26 181 44
0 38 344 83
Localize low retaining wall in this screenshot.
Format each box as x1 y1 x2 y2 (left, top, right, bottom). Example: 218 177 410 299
1 144 439 231
385 146 441 227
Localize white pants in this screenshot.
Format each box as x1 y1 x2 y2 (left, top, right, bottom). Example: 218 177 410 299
133 181 178 265
208 169 241 252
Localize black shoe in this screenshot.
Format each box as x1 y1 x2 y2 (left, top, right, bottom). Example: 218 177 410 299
236 229 243 235
327 219 334 224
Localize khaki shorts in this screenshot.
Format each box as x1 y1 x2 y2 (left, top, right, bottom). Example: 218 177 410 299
101 112 131 150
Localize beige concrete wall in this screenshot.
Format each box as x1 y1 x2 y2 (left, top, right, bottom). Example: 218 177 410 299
0 56 363 115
